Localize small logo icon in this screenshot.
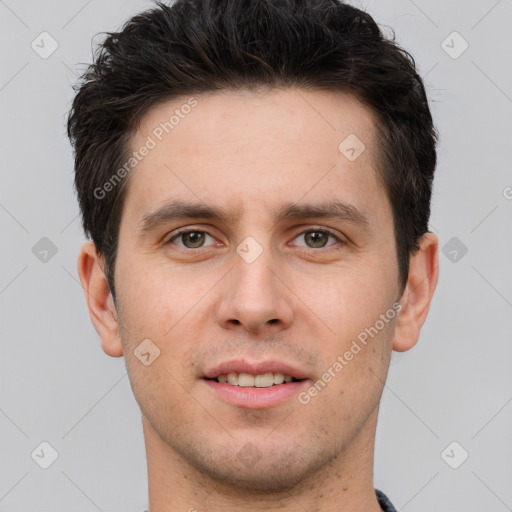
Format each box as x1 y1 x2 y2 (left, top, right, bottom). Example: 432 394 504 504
32 237 58 263
441 441 469 469
237 442 262 468
236 236 263 263
442 236 468 263
31 441 59 469
441 31 469 59
338 134 366 162
134 338 161 366
31 31 59 59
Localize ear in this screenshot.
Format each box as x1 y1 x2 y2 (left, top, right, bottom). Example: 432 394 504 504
393 232 439 352
77 242 124 357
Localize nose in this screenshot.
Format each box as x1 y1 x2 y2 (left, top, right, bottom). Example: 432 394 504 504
216 245 294 335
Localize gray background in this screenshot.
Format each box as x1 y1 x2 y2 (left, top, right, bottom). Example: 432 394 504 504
0 0 511 510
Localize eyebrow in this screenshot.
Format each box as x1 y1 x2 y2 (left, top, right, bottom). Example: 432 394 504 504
137 198 371 235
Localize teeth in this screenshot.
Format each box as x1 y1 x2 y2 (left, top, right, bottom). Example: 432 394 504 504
255 373 274 387
214 371 298 387
238 373 255 387
273 372 285 384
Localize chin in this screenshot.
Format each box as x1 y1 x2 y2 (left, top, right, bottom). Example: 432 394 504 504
182 438 333 494
203 461 311 494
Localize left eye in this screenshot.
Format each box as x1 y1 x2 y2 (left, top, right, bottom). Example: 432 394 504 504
167 229 341 250
292 229 340 249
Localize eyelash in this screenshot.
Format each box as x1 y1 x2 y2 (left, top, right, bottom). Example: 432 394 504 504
165 227 346 252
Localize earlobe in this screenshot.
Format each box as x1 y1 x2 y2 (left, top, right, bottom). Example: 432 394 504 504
77 242 124 357
392 232 439 352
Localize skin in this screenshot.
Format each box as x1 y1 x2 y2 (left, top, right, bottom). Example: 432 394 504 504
78 88 439 512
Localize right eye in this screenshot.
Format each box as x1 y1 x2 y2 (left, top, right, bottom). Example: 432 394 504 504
166 229 218 249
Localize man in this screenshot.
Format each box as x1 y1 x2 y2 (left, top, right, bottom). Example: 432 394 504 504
67 1 439 510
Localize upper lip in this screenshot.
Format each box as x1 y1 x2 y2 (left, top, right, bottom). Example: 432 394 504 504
203 359 310 380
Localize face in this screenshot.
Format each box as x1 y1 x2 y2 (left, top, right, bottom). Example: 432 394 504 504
107 88 405 490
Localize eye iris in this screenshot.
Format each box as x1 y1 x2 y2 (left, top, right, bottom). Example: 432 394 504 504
305 231 328 248
183 231 205 248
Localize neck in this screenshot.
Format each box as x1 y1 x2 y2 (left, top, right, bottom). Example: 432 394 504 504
143 410 383 512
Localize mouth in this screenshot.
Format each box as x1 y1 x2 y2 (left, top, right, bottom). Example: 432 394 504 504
201 360 311 409
205 371 305 387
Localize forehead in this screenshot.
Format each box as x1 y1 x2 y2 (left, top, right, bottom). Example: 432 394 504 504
123 88 388 228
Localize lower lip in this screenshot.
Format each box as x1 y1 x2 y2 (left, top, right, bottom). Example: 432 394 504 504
202 379 310 409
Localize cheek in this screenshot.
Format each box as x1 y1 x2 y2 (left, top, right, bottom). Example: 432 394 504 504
115 258 200 338
304 263 395 337
305 313 394 426
115 261 208 384
301 267 397 396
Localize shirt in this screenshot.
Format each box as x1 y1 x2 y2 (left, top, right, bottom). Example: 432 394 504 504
376 489 398 511
142 489 397 511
